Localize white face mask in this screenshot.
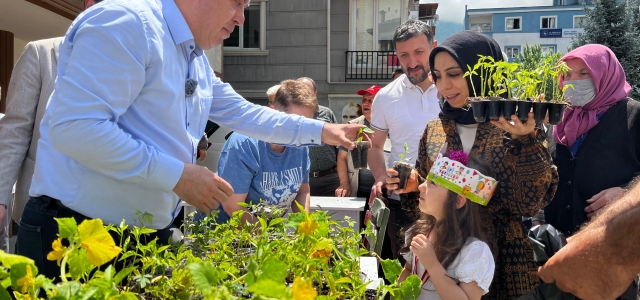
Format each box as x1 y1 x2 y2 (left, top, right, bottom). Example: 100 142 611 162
563 79 596 106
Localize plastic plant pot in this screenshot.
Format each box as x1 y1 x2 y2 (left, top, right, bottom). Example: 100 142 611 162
487 100 502 120
351 141 370 169
501 100 518 119
470 100 488 123
548 103 567 125
532 102 550 124
517 100 533 122
393 161 413 190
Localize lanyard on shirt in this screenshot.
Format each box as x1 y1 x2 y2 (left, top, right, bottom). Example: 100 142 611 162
412 232 431 286
413 256 430 286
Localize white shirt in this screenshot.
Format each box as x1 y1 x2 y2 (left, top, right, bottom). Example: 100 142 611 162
371 74 440 198
456 123 479 153
403 238 495 300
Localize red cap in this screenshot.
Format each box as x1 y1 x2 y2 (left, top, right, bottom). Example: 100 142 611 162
357 85 381 96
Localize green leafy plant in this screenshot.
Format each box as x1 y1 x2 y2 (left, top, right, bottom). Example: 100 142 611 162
463 55 496 98
357 127 374 143
1 202 416 300
397 143 412 164
549 61 573 103
379 259 422 300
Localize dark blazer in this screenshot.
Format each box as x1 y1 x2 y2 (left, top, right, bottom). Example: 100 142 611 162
546 99 640 236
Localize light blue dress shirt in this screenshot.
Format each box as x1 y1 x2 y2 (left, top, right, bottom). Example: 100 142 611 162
29 0 324 229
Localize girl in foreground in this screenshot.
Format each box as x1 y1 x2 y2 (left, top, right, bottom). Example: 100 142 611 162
398 150 495 300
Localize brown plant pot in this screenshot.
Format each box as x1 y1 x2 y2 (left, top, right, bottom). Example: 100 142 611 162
351 141 370 169
393 161 413 190
548 103 567 125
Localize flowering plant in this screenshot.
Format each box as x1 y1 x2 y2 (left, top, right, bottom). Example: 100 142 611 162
0 202 420 300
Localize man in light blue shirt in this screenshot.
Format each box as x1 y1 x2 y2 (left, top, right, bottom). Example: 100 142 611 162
16 0 366 279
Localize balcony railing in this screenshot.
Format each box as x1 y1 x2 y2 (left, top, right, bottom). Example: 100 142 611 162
345 51 399 81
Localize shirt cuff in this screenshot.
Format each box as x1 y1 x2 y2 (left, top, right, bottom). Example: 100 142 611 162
299 119 324 146
145 152 185 193
370 122 388 132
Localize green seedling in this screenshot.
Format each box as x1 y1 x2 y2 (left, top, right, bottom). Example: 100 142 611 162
398 143 412 164
356 126 374 142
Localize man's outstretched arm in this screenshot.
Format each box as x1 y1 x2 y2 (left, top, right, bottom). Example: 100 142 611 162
538 177 640 300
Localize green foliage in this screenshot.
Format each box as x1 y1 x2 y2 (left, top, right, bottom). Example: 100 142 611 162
398 143 412 164
1 203 412 300
573 0 640 98
514 45 571 102
464 55 520 99
379 259 422 300
356 126 374 143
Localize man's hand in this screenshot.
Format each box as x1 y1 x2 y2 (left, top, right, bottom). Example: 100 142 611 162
321 123 369 150
173 163 233 212
371 180 386 199
585 187 625 218
538 225 635 300
490 112 536 139
335 182 351 197
386 168 418 194
197 149 207 162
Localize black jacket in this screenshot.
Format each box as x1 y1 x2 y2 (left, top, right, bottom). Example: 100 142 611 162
545 99 640 236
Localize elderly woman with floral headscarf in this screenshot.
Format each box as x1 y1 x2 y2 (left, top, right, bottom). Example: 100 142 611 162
386 30 559 299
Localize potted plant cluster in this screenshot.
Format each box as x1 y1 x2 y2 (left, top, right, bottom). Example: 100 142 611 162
465 53 572 124
393 143 413 190
0 204 422 300
351 127 374 169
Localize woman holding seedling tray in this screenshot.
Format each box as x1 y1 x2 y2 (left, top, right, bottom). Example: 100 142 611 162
385 31 559 300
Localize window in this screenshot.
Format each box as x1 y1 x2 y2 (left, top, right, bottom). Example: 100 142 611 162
574 15 587 28
505 17 521 31
505 46 520 59
223 1 267 54
541 16 557 29
351 0 406 51
541 45 556 54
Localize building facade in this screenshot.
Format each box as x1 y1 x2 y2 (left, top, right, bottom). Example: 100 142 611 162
464 1 597 60
222 0 438 121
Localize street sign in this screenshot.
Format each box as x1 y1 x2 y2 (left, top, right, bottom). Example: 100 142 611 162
540 29 562 38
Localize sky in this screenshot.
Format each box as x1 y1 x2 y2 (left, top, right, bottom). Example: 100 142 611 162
421 0 553 23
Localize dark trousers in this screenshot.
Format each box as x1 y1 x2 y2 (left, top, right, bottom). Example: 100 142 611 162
16 196 180 281
309 173 341 196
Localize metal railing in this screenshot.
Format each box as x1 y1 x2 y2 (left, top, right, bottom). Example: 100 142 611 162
345 51 400 81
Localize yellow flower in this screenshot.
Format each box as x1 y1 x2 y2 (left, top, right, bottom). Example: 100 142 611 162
46 238 67 266
16 265 35 293
297 218 319 236
77 219 122 266
311 249 332 259
291 277 317 300
310 238 332 263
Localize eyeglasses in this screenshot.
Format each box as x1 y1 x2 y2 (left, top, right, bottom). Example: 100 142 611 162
232 0 251 9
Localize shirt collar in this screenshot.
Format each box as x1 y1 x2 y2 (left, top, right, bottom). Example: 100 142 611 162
401 74 436 94
162 0 195 46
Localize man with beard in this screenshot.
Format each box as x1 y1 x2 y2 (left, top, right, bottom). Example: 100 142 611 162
368 19 440 262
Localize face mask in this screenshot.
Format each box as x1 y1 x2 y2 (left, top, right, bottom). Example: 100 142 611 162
563 79 596 106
